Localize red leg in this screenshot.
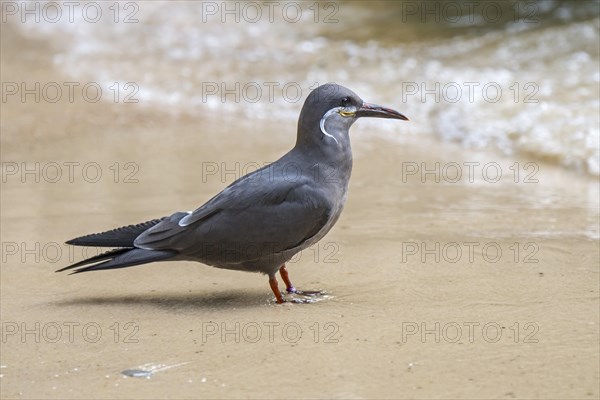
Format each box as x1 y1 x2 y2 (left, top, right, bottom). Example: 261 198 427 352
279 264 296 293
268 275 284 304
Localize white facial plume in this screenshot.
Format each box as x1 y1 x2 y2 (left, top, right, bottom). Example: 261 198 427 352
319 106 357 145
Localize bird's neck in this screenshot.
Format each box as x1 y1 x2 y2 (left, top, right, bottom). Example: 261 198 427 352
292 129 353 186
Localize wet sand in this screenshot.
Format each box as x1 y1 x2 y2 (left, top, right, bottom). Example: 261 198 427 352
1 25 599 399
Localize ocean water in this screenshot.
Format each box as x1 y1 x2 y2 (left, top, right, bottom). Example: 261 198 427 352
10 0 600 175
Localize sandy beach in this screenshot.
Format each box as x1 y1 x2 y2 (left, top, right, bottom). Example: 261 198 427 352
1 17 599 400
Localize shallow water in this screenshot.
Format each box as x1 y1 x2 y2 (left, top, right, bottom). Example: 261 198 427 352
1 2 599 399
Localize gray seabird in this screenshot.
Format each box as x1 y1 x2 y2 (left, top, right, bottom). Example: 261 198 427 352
58 83 408 303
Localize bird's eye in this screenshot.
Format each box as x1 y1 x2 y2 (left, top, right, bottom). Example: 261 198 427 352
341 97 351 107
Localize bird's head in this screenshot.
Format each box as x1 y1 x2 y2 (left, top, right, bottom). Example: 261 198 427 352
297 83 408 148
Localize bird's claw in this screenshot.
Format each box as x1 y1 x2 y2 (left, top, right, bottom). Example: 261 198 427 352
286 289 326 304
271 289 327 304
293 289 324 296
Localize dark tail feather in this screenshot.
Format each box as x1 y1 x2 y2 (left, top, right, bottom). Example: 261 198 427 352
66 218 165 247
56 248 131 272
58 248 177 274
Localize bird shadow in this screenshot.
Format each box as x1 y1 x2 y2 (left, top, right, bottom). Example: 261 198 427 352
54 290 274 312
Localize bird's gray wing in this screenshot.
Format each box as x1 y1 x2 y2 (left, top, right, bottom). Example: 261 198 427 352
133 174 334 262
133 167 269 248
